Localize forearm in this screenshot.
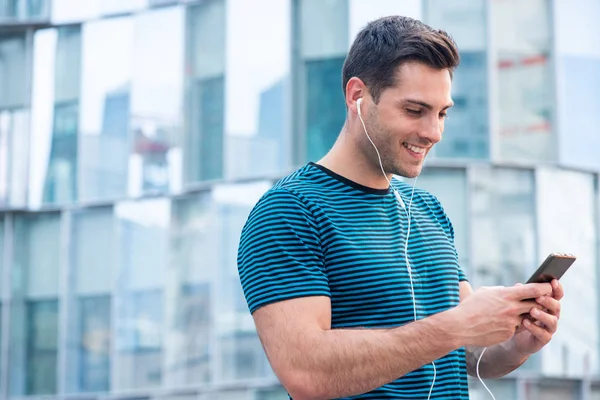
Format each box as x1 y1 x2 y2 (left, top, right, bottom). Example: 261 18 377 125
465 339 529 379
283 310 460 400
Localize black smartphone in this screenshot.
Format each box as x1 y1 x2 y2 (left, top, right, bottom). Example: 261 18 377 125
526 253 576 284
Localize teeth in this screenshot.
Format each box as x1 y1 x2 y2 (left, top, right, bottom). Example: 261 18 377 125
404 143 425 154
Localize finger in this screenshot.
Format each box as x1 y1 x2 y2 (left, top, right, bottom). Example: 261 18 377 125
517 300 545 315
536 295 561 318
506 283 553 301
523 318 553 344
551 279 564 301
530 307 558 333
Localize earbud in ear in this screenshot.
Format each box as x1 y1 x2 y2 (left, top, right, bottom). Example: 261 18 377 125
357 98 362 117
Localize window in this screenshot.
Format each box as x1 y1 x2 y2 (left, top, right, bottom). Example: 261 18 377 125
296 0 348 164
79 17 133 202
471 167 536 287
212 182 274 381
536 168 598 377
554 1 600 170
130 7 184 196
78 296 111 392
113 199 169 390
66 207 115 393
26 300 59 395
30 26 81 206
425 0 489 159
224 0 291 180
493 0 554 163
167 194 216 384
0 34 29 208
10 213 61 396
184 1 225 183
0 0 50 20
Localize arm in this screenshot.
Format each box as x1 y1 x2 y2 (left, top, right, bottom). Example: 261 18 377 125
254 281 552 400
460 282 530 378
254 295 463 400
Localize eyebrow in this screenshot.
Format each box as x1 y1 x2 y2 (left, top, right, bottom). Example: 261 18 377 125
402 99 454 111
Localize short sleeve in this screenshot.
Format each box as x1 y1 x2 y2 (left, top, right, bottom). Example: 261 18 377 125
237 189 331 314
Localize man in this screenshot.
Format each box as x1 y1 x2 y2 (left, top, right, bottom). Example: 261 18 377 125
237 16 563 399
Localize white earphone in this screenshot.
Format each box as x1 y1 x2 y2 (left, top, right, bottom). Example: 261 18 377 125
356 97 494 400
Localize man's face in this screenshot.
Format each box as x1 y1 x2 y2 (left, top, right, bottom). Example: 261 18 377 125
360 62 453 178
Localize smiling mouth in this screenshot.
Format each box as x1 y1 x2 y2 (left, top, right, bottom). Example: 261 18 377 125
403 142 426 154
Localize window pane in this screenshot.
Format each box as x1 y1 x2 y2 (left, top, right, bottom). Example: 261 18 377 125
471 168 536 287
114 199 169 390
30 26 81 207
78 296 111 392
10 213 61 396
213 182 274 381
224 0 291 180
66 207 115 393
166 194 215 385
0 34 28 109
536 169 598 377
130 7 184 196
425 0 489 159
298 0 348 163
0 215 4 293
184 1 225 183
0 34 29 208
2 0 51 20
79 17 133 202
493 0 554 163
415 168 469 271
25 300 59 395
13 213 61 298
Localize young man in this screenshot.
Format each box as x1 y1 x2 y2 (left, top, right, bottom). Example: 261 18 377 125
237 16 563 399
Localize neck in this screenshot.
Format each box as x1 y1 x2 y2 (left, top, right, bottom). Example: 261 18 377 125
317 124 393 190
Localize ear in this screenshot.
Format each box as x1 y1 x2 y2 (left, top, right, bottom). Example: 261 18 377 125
345 77 367 116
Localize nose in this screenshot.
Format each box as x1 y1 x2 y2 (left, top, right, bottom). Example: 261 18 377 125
419 116 443 145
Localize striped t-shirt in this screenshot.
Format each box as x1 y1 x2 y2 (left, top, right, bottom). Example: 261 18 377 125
238 162 469 399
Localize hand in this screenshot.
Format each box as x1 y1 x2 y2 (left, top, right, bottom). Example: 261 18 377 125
512 279 563 355
453 283 552 348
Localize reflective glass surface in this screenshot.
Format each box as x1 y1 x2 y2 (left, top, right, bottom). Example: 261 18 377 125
471 167 537 287
130 7 184 196
10 213 61 396
184 1 225 183
66 207 115 393
224 0 291 180
113 199 169 390
79 17 133 202
425 0 489 159
536 168 598 377
493 0 554 163
298 0 348 163
0 34 28 208
30 26 81 206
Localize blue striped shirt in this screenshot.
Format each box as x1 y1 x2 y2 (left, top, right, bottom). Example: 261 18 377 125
238 162 469 399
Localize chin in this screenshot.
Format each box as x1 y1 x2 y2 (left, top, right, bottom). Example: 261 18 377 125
394 164 423 179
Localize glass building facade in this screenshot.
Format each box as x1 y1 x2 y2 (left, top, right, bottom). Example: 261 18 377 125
0 0 599 399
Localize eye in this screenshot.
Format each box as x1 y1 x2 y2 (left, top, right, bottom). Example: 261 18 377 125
406 109 422 116
439 112 448 120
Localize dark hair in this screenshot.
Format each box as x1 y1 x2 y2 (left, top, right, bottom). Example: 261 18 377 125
342 16 460 103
